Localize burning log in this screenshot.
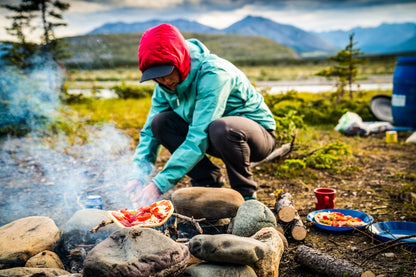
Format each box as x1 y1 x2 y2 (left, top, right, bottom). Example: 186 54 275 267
275 192 297 223
295 245 375 277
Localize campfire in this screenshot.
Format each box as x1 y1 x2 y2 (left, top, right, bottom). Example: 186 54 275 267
0 184 377 277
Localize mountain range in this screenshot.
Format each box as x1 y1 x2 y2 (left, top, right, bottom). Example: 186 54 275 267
88 16 416 56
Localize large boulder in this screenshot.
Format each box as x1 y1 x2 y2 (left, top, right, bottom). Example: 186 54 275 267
0 216 60 269
171 187 244 220
229 200 277 237
59 208 119 255
181 262 257 277
83 228 190 277
188 234 267 265
250 227 285 277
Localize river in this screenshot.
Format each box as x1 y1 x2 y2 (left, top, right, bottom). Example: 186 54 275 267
256 75 393 94
68 75 394 98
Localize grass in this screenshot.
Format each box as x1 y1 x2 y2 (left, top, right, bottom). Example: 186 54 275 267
68 97 151 128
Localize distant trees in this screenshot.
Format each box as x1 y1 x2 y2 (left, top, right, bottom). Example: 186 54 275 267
2 1 37 68
316 33 367 100
1 0 70 68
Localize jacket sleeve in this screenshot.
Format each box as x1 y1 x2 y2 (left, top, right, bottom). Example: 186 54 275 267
152 67 232 193
129 87 169 183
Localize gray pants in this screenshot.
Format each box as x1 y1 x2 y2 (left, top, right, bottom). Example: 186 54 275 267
151 111 276 198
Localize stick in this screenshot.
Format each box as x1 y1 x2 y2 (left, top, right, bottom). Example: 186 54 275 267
173 212 206 234
89 220 114 233
361 241 414 265
359 234 416 253
250 139 294 168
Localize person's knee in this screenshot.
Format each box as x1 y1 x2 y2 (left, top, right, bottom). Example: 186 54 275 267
208 119 248 156
151 112 170 138
208 120 228 145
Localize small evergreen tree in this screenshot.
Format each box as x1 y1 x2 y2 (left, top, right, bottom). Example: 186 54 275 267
2 2 38 68
2 0 70 66
23 0 70 55
316 33 367 101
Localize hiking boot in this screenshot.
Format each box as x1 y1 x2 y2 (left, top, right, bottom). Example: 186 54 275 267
244 192 257 201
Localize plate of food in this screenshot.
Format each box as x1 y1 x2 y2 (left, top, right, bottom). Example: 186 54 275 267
368 221 416 245
307 208 374 231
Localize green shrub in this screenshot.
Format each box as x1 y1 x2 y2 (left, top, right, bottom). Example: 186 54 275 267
112 83 154 99
264 90 377 126
305 141 351 169
274 109 306 144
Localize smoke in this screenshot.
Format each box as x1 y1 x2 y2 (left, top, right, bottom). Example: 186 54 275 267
0 125 138 227
0 56 63 132
0 56 141 227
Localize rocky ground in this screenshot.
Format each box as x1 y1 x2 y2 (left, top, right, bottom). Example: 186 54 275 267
1 129 415 276
255 132 416 277
172 130 416 276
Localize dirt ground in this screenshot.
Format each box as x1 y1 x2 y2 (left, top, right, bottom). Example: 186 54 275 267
169 131 416 277
1 129 415 276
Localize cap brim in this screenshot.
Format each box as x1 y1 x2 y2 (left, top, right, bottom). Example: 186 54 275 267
140 65 174 83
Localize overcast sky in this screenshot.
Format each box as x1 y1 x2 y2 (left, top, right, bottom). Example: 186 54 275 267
1 0 416 41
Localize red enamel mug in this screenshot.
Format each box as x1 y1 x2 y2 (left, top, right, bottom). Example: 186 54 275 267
314 188 336 210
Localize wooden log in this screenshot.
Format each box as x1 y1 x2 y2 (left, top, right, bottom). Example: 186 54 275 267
275 222 285 235
290 214 308 241
275 192 297 222
295 245 375 277
250 142 293 168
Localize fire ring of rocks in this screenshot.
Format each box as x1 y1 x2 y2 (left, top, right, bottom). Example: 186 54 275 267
0 187 374 276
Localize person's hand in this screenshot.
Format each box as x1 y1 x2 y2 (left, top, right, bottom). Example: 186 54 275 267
124 179 142 201
136 182 162 208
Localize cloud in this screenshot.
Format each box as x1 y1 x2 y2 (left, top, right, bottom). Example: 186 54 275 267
1 0 415 40
196 1 416 31
67 1 112 13
78 0 184 9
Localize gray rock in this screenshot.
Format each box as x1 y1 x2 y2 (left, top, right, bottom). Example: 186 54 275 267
251 227 285 277
25 250 64 269
181 262 257 277
0 216 60 269
188 234 267 265
171 187 244 220
0 267 70 276
231 200 277 237
59 208 119 255
83 227 190 277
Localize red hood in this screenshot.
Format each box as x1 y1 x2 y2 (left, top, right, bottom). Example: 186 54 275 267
138 24 191 82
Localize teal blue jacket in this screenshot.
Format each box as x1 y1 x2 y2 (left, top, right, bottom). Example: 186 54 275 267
130 39 276 193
